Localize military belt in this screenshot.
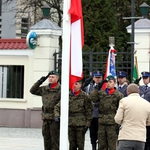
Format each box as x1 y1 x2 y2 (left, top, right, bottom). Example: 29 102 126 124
69 113 85 117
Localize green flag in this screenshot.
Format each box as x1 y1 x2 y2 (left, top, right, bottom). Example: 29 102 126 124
132 56 138 82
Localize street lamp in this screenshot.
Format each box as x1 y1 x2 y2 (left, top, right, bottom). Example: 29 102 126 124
41 4 50 19
139 2 150 77
123 2 150 80
139 2 150 18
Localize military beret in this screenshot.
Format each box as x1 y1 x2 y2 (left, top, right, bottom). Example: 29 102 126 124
49 70 59 76
106 75 115 81
76 80 82 83
117 71 127 77
93 71 103 77
141 71 150 77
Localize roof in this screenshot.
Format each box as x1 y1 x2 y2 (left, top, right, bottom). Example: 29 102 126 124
126 18 150 29
30 19 62 31
0 39 28 50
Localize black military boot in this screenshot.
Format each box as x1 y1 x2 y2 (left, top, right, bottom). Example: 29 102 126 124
92 143 96 150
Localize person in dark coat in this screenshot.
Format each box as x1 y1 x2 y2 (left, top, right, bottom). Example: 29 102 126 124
139 71 150 150
85 71 103 150
117 71 128 97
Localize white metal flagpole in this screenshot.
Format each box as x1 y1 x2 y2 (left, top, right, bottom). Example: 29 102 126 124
60 0 71 149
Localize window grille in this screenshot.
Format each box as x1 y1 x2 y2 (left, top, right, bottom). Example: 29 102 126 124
0 65 24 98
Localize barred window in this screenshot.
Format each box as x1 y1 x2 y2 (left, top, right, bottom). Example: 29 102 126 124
0 65 24 98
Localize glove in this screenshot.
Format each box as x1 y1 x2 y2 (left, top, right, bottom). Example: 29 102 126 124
39 76 47 84
81 77 93 90
82 126 88 135
95 79 108 90
134 77 142 85
115 124 121 135
38 72 50 84
54 117 60 123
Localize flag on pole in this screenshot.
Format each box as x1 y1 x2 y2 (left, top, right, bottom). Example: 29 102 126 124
69 0 84 92
132 55 139 82
102 46 117 90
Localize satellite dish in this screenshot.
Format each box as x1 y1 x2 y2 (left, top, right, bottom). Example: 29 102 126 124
26 31 37 50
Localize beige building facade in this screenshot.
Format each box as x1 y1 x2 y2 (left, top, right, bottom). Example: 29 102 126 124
0 18 62 128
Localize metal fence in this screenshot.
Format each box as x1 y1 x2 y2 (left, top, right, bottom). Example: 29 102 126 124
53 47 132 82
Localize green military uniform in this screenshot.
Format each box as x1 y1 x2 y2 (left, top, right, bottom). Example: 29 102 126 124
30 80 61 150
54 90 92 150
89 88 123 150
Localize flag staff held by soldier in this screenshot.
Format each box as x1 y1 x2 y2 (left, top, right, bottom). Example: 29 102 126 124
89 75 124 150
132 51 142 85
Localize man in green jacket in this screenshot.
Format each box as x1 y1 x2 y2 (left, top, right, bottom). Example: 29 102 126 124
89 75 124 150
54 80 92 150
30 70 61 150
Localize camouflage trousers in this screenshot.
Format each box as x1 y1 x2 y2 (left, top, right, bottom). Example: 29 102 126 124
42 120 60 150
69 126 85 150
98 124 117 150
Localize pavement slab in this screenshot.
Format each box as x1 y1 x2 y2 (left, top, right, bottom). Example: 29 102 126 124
0 127 92 150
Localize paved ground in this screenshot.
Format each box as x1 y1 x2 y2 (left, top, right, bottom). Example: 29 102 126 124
0 127 92 150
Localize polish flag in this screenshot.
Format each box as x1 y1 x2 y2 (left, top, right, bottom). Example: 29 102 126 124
69 0 84 92
102 46 117 90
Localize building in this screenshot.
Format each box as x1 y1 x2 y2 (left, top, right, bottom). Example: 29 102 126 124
0 3 62 128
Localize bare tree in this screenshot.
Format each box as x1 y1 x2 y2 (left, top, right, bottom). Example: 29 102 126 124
5 0 63 27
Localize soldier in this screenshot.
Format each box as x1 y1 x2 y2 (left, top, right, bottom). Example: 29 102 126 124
30 70 61 150
89 75 124 150
54 80 92 150
117 71 128 97
85 71 103 150
139 71 150 150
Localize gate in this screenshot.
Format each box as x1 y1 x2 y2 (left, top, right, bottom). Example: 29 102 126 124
53 47 132 82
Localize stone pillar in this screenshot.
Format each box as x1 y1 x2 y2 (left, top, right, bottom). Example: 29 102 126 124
29 19 62 107
126 18 150 84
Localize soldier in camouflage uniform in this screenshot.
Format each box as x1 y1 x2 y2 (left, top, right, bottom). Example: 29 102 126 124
30 70 61 150
54 80 92 150
89 75 124 150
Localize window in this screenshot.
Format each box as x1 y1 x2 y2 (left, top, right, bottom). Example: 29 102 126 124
21 18 29 38
0 0 1 16
0 65 24 98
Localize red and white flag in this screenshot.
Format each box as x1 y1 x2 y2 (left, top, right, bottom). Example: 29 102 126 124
68 0 84 92
102 46 117 90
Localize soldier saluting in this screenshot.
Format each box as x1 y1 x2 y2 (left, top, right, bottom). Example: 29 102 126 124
30 70 61 150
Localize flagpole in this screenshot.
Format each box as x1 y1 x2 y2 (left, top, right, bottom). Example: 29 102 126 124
60 0 71 149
